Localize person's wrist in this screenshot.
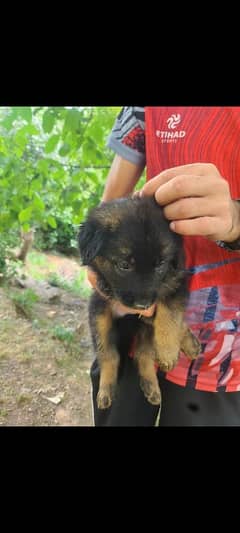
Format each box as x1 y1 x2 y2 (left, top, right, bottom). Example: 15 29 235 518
223 200 240 242
216 199 240 251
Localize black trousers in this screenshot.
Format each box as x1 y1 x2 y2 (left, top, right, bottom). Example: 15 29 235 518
90 355 240 426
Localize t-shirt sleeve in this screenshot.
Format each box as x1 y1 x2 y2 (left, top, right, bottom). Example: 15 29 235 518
107 107 146 166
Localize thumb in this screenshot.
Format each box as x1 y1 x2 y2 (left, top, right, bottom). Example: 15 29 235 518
87 268 98 288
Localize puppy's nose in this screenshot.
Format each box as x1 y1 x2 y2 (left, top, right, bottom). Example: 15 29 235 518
121 292 156 309
133 293 157 309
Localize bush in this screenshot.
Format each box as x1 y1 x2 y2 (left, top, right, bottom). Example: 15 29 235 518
35 215 79 255
0 231 20 281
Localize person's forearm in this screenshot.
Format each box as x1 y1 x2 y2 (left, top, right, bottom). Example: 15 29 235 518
102 154 145 201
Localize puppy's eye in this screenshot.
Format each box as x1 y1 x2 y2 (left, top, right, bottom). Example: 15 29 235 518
155 260 165 271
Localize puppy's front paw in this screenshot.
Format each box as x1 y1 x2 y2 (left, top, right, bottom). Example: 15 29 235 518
181 329 201 359
140 378 161 405
97 385 114 409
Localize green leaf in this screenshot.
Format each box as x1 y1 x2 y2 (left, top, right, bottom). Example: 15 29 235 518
33 107 43 115
52 107 67 119
72 211 85 224
0 137 7 155
47 215 57 228
95 149 104 160
37 159 50 175
45 134 60 153
42 109 55 133
33 194 45 211
14 107 32 122
0 107 120 238
51 168 65 180
72 199 84 212
2 112 16 131
24 124 39 135
13 145 26 157
59 143 71 156
64 109 81 133
30 177 43 192
15 125 39 138
87 122 104 144
22 223 31 232
44 158 63 170
19 207 32 223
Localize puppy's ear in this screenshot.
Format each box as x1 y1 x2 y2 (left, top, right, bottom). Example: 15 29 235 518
78 220 106 265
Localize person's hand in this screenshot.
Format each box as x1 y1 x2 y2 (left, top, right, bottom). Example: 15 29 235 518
87 268 99 291
87 268 156 317
140 163 240 243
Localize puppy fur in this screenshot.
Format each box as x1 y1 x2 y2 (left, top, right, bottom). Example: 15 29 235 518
79 196 201 409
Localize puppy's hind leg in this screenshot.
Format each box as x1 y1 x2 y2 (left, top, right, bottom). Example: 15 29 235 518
180 324 201 359
97 355 120 409
135 326 161 406
92 309 120 409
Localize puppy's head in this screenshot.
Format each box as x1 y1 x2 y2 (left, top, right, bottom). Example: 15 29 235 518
79 196 186 309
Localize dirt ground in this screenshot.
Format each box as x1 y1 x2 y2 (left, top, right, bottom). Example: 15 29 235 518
0 253 94 426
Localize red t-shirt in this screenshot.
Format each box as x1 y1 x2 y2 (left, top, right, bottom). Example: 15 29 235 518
108 106 240 392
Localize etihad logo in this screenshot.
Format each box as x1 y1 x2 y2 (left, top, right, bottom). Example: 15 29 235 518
156 113 186 143
167 113 181 129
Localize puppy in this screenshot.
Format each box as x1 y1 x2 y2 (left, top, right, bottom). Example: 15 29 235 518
79 196 201 409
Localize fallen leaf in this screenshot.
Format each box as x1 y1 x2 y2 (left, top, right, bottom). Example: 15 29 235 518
42 392 65 405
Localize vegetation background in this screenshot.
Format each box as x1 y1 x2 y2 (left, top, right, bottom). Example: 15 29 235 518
0 106 143 426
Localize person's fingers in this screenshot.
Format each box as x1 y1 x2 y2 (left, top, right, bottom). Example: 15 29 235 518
141 163 219 197
170 216 219 237
139 303 156 317
112 301 156 317
87 269 98 288
163 196 214 221
154 175 212 206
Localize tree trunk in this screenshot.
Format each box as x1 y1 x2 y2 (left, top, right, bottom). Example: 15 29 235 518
15 229 34 262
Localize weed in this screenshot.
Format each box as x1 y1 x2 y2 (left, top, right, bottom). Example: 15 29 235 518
10 289 39 317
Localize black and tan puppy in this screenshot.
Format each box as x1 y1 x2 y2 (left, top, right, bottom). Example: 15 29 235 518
79 196 201 409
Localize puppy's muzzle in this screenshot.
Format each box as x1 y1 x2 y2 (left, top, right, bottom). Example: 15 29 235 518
134 303 153 310
119 291 157 310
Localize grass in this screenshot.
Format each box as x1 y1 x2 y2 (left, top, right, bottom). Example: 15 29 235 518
0 277 92 425
18 353 33 364
17 394 32 406
51 325 84 360
1 249 90 373
28 251 49 267
26 251 49 280
54 354 80 374
47 270 91 297
55 355 72 369
51 325 75 343
26 250 91 297
69 270 92 297
9 288 39 318
0 352 10 360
